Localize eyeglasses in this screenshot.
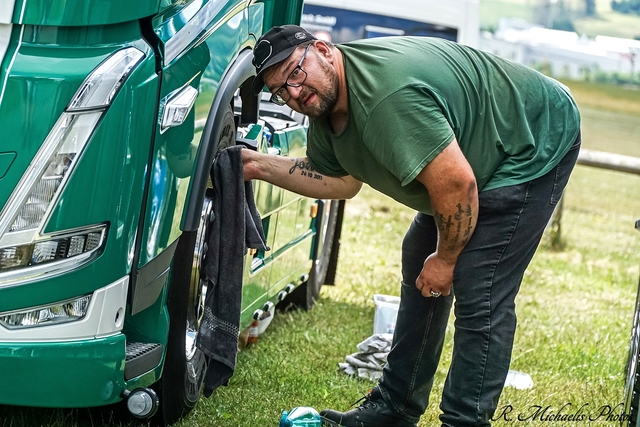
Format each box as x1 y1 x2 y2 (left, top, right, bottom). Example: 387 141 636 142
269 44 311 106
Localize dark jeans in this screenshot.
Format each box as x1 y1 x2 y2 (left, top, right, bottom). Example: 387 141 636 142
378 137 581 427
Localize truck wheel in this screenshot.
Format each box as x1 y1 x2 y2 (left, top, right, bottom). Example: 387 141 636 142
623 278 640 426
153 106 236 426
283 199 340 310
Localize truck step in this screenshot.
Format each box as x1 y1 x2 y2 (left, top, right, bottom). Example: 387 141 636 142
125 342 164 380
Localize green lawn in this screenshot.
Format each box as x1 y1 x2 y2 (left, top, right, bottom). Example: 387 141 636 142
561 80 640 157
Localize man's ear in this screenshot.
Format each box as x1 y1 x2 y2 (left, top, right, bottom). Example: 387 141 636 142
313 40 333 61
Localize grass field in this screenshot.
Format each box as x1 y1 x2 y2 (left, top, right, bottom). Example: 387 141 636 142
200 80 640 426
561 80 640 157
0 84 638 426
201 165 640 426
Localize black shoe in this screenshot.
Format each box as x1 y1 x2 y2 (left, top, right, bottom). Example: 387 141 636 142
320 387 417 427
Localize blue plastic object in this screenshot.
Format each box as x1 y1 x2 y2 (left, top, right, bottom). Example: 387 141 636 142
278 407 322 426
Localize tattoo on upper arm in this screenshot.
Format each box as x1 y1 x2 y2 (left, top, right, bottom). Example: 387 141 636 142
289 158 323 180
435 203 474 251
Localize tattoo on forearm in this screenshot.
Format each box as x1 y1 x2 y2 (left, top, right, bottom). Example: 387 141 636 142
435 212 453 241
289 158 323 180
463 216 473 242
448 220 461 252
454 203 464 221
435 203 474 252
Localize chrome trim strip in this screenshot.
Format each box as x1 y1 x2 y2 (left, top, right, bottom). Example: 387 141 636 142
18 0 25 22
0 250 98 288
164 0 226 64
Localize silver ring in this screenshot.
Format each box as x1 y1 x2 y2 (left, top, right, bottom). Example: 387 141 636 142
430 290 441 298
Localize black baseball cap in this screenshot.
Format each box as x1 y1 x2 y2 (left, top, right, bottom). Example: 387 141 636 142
251 25 317 95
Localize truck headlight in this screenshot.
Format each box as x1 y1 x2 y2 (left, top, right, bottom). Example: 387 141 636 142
0 47 144 242
0 294 91 329
0 225 106 286
0 227 105 271
0 47 144 286
5 112 101 235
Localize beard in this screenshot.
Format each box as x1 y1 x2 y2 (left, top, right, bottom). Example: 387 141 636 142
298 60 339 119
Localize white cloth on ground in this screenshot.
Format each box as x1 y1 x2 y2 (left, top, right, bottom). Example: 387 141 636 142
339 333 393 381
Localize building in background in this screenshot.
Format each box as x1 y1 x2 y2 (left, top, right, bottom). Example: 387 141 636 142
480 18 639 79
301 0 480 48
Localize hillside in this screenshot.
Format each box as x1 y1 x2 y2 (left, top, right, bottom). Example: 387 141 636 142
480 0 640 39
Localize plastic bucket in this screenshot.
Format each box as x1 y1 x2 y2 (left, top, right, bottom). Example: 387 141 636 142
373 294 400 335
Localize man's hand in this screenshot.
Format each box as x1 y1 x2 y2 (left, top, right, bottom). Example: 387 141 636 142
416 253 454 297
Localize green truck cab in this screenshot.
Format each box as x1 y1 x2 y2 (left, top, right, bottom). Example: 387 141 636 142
0 0 342 425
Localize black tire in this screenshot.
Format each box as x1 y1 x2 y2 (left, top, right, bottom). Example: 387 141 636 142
152 106 236 427
323 199 345 286
282 199 340 310
623 275 640 426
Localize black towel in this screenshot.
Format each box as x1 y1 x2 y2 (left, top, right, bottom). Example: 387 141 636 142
198 145 269 397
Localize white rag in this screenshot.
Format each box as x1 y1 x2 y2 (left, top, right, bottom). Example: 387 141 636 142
339 333 393 381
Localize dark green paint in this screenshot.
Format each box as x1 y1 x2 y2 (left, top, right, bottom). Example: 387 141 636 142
14 0 159 26
0 0 318 411
0 152 16 179
137 5 250 266
0 335 126 407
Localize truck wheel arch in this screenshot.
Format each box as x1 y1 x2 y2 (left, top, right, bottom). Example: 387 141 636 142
182 48 258 233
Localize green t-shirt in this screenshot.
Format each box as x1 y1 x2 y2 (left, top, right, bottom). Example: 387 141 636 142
306 36 581 214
